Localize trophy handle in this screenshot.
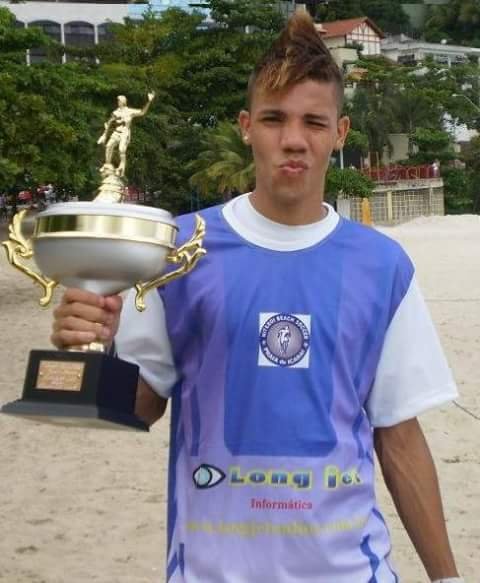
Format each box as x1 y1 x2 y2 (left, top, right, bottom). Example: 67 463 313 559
1 210 58 307
134 214 207 312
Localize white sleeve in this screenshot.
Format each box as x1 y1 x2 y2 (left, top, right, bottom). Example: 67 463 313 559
366 275 458 427
115 289 178 399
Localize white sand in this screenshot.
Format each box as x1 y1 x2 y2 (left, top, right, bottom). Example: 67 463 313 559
0 215 478 582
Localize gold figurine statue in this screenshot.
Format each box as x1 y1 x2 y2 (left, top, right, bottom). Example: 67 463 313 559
97 92 155 178
95 92 155 203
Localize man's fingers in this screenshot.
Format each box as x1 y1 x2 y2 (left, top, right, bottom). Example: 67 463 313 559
51 330 97 350
61 288 106 308
52 316 111 340
52 289 122 350
54 301 113 326
104 295 123 313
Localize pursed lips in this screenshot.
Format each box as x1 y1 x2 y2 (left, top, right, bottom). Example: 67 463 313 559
279 160 309 175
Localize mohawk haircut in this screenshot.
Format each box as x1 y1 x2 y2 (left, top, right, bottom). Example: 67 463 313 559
247 11 344 114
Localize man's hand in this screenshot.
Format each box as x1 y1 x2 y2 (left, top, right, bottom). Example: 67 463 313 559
51 288 122 349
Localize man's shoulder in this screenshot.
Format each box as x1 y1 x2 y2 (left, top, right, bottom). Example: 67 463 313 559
338 216 406 256
175 204 223 235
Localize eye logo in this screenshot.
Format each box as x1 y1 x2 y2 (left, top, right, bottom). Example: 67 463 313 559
193 464 226 489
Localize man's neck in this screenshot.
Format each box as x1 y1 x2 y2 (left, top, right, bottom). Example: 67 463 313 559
249 190 327 226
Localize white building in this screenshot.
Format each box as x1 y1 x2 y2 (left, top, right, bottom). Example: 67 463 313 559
1 0 211 63
317 17 384 56
381 34 480 66
314 17 384 74
1 1 136 63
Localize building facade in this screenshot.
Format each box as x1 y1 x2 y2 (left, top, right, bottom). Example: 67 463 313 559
381 34 480 66
1 1 135 62
0 0 211 63
338 177 445 225
318 17 384 57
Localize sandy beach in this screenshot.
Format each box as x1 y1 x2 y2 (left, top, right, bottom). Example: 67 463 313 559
0 214 478 582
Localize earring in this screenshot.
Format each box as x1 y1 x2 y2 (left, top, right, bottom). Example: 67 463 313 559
243 135 250 144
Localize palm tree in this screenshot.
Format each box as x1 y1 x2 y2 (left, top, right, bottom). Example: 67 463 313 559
188 121 255 199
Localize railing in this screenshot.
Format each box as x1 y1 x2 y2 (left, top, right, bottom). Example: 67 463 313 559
361 164 440 182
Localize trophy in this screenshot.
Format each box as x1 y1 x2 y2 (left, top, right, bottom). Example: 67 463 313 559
1 93 206 431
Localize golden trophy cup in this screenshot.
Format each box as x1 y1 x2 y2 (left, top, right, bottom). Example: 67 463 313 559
1 93 206 431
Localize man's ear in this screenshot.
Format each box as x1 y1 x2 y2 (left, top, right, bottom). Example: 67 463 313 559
335 116 351 150
238 110 251 143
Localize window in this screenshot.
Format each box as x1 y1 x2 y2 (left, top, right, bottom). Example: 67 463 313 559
29 20 61 64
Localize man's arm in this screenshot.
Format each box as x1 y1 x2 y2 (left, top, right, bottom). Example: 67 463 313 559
135 375 168 427
374 418 459 581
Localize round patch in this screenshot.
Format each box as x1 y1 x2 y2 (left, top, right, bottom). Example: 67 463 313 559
259 314 310 367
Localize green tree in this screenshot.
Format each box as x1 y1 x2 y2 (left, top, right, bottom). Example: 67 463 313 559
325 167 374 200
315 0 410 34
0 8 105 193
0 7 53 61
408 128 455 164
188 121 254 200
347 58 403 164
89 2 284 206
461 134 480 211
424 0 480 46
441 166 473 214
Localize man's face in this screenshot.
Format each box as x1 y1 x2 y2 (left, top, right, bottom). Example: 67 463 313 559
239 79 350 211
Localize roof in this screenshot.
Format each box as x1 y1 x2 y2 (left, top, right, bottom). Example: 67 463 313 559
316 17 385 40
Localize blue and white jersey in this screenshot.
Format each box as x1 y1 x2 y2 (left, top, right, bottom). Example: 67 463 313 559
116 196 457 582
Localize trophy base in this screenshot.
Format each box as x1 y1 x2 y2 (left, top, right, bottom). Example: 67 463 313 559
1 349 148 432
1 400 148 431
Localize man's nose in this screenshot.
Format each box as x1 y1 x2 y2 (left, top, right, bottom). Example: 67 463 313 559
280 122 307 151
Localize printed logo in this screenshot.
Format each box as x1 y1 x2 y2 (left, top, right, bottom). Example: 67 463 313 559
259 313 311 368
193 464 226 489
323 465 362 490
229 466 312 490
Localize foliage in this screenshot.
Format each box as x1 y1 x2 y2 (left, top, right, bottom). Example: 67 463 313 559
347 58 403 162
208 0 284 30
424 0 480 46
0 3 282 209
461 135 480 212
346 57 480 163
315 0 410 34
408 128 456 164
0 7 53 60
441 166 473 214
188 121 254 199
1 1 480 217
325 166 374 199
345 128 369 155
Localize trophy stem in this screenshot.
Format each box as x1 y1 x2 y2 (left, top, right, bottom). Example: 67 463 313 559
66 342 107 353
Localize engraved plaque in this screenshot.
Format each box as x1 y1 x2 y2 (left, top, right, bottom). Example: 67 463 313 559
35 361 85 391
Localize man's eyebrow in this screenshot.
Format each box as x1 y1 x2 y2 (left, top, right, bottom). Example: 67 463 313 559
304 113 330 122
257 108 285 116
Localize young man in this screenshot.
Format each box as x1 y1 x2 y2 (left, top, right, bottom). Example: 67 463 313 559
52 12 463 583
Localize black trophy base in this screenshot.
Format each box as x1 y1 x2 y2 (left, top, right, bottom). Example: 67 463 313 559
1 349 149 432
